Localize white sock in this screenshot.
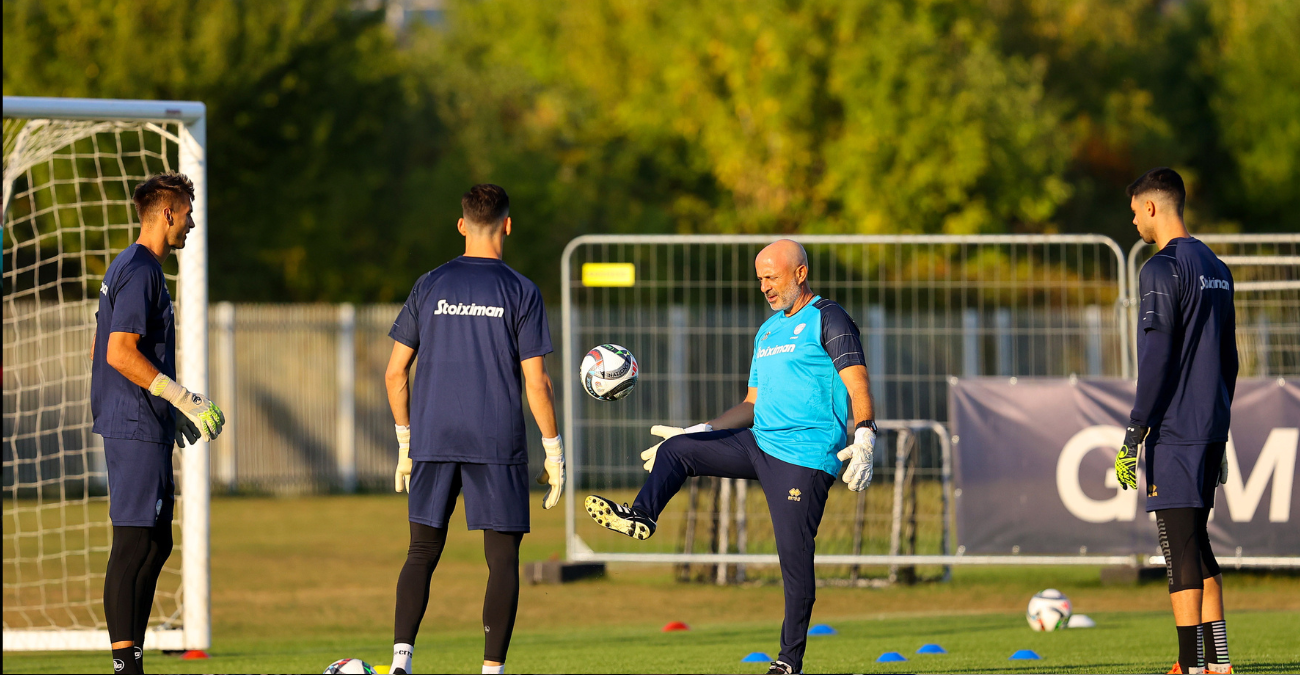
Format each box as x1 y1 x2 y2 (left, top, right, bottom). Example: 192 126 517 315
392 643 413 674
482 665 504 674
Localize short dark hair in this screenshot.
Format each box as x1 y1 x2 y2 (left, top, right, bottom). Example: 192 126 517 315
461 184 510 229
133 171 195 222
1126 167 1185 216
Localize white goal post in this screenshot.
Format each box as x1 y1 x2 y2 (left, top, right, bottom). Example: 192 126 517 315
3 96 210 651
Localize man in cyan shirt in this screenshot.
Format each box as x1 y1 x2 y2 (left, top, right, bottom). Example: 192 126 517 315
384 184 562 675
1115 167 1238 675
585 239 879 675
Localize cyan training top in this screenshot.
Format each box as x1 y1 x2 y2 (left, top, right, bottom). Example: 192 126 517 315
748 296 866 475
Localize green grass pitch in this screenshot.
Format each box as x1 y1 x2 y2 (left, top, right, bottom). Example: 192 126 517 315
4 495 1298 673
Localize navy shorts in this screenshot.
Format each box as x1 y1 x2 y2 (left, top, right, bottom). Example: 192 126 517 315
1145 442 1224 512
408 461 530 532
103 437 175 527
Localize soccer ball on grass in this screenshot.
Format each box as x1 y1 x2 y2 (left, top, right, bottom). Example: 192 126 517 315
580 343 639 401
1026 588 1072 632
323 658 377 674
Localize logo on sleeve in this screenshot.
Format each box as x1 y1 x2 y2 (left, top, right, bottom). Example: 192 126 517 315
433 299 505 318
1199 275 1230 291
100 282 109 295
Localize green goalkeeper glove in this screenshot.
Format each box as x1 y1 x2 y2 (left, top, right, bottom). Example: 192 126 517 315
537 435 564 509
394 425 411 493
150 374 224 441
1115 421 1147 491
176 417 201 448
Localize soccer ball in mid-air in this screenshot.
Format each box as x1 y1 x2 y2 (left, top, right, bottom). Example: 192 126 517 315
1026 588 1073 632
580 343 639 401
323 658 377 674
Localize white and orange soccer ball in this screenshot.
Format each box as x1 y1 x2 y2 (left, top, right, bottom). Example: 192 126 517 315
580 343 639 401
1026 588 1073 632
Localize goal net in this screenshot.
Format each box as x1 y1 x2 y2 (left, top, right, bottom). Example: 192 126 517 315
3 97 210 651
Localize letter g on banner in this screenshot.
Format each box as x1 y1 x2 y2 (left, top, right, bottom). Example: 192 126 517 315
1057 425 1138 523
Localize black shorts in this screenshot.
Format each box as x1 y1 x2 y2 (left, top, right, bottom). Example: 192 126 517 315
1145 442 1224 512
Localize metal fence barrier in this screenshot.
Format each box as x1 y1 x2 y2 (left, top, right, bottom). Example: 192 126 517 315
3 302 554 497
560 234 1131 573
9 232 1290 569
1128 233 1300 377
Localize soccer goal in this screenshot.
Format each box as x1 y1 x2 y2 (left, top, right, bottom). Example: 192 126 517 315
3 97 210 651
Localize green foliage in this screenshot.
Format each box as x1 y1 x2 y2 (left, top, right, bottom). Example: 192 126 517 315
4 0 451 302
4 0 1296 302
1207 0 1300 220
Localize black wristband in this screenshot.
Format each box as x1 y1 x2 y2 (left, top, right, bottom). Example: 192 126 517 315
855 420 877 433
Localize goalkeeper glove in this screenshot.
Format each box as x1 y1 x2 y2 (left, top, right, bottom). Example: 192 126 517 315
537 435 564 509
640 423 712 472
1115 420 1147 491
394 425 411 493
176 417 201 448
837 423 876 492
150 374 224 441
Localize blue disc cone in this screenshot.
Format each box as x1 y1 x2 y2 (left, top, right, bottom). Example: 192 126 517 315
808 624 837 636
917 644 947 654
877 652 908 662
741 652 772 663
1009 649 1042 660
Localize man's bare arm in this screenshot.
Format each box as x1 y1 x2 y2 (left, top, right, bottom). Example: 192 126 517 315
837 364 874 425
385 342 417 427
708 387 759 429
106 332 161 388
521 355 559 438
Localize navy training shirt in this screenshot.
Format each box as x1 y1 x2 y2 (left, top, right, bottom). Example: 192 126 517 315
1134 237 1238 445
390 256 552 464
91 243 177 443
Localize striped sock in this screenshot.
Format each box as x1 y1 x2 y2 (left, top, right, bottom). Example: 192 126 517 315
1178 624 1204 673
1203 619 1230 672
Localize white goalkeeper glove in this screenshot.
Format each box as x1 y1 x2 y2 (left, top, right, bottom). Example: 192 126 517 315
394 425 411 493
837 424 876 492
150 373 224 441
537 435 564 509
640 423 712 472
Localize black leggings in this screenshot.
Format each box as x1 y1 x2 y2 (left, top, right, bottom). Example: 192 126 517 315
1157 507 1221 593
394 522 523 663
104 524 173 644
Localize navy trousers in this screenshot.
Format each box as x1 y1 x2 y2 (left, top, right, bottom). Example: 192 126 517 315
634 428 835 672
